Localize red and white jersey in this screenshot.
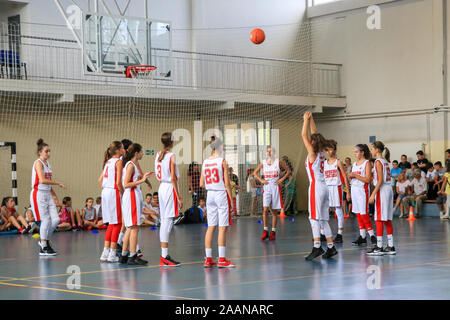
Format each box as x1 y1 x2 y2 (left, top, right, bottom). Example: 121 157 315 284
202 157 226 191
262 158 280 185
155 151 179 184
373 158 391 186
102 157 121 189
305 152 326 184
122 161 141 191
31 159 52 191
351 160 369 188
324 159 343 186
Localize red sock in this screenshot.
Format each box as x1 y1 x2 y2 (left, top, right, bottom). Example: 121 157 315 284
111 223 122 243
356 214 363 229
105 224 113 242
375 220 384 237
384 220 393 235
362 214 373 231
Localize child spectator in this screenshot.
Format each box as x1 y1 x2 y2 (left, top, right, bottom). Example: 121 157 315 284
94 197 102 223
142 193 160 227
395 172 410 218
0 208 12 231
445 149 450 167
57 204 72 232
1 197 31 234
412 162 426 179
426 162 438 200
405 162 414 181
198 196 207 220
439 162 450 219
398 155 411 171
434 162 448 218
82 197 102 229
390 160 402 197
24 206 39 234
416 150 429 173
344 157 352 173
402 169 428 218
284 173 298 215
174 196 207 225
61 197 82 230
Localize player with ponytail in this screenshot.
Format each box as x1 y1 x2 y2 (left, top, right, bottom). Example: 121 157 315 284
367 141 396 255
99 141 124 262
348 144 376 247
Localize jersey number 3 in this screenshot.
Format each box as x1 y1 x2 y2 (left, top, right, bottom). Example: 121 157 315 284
205 168 219 184
156 164 162 180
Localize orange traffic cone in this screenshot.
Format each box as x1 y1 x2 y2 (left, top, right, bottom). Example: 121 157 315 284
406 205 417 221
280 209 286 218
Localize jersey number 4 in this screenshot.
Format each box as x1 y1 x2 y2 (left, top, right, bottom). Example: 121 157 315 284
104 167 109 178
205 168 220 184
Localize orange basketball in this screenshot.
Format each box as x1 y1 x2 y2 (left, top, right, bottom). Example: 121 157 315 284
250 28 265 44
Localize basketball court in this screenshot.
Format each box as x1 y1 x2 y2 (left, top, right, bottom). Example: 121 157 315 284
0 0 449 305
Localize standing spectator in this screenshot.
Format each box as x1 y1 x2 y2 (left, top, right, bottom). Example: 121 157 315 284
283 173 298 215
416 150 429 173
425 163 438 200
229 167 242 215
229 170 245 217
188 162 203 208
394 172 410 218
390 160 402 195
398 155 411 171
434 161 447 219
439 162 450 219
246 168 259 216
445 149 450 167
344 157 352 173
402 169 428 218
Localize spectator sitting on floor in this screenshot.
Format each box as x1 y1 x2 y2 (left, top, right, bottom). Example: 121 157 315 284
0 208 12 232
174 197 207 225
142 193 160 227
426 162 438 200
82 197 103 229
434 161 448 219
395 172 410 218
94 197 103 225
24 205 39 234
61 196 82 230
402 169 428 218
1 197 31 234
416 150 429 173
398 154 411 171
57 203 73 232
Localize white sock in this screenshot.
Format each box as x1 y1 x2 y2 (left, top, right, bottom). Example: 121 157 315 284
387 234 394 247
313 241 321 248
327 242 334 249
109 248 116 254
129 252 136 257
219 246 226 258
118 232 125 245
360 229 366 238
161 247 168 258
121 250 129 256
271 228 276 232
264 227 269 231
368 230 375 237
377 236 383 248
338 229 343 235
102 247 110 255
205 248 212 258
136 243 140 251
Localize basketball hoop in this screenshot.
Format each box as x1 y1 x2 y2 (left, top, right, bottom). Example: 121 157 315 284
126 65 157 98
126 65 157 79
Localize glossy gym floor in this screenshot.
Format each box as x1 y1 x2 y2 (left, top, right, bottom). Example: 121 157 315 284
0 214 448 300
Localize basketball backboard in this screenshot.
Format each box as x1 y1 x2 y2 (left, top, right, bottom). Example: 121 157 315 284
82 13 172 79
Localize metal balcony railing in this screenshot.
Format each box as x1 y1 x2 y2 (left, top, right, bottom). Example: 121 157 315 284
0 22 342 97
